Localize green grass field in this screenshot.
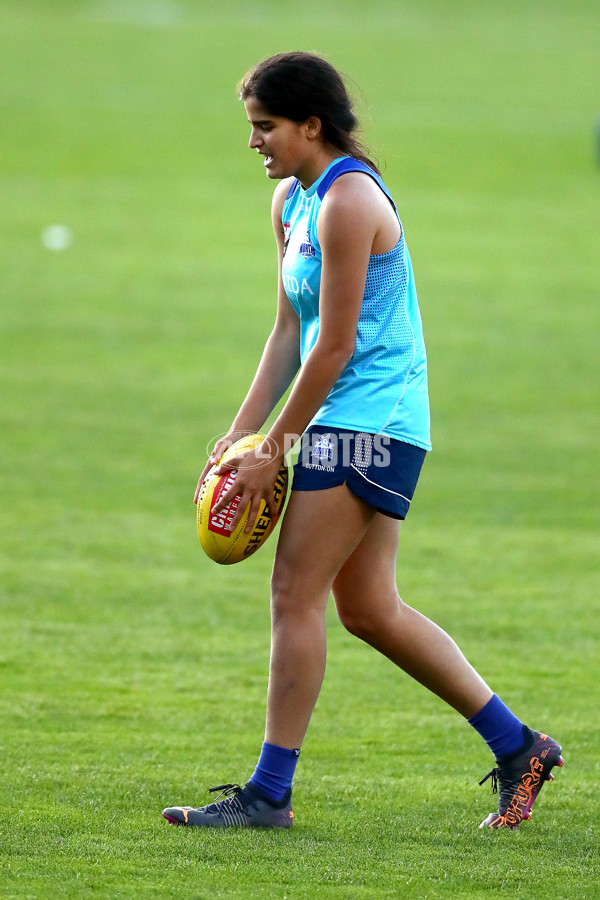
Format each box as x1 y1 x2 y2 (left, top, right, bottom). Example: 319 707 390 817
1 1 599 897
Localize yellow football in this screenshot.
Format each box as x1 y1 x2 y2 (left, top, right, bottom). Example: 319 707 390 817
196 433 288 565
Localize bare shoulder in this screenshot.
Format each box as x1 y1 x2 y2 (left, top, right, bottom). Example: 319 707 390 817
319 172 384 238
320 171 400 254
322 171 384 212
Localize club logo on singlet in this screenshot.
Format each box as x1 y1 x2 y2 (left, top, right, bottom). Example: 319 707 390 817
299 229 316 259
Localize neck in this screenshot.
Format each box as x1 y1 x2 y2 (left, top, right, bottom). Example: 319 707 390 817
297 146 341 190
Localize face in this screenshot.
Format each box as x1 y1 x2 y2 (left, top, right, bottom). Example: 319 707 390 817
244 96 320 184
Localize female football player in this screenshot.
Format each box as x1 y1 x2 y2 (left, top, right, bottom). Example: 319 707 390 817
163 52 562 830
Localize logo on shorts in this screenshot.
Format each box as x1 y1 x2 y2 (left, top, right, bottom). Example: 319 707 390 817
298 431 392 473
312 434 334 464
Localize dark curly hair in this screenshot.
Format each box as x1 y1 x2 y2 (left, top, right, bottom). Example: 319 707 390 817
239 52 380 175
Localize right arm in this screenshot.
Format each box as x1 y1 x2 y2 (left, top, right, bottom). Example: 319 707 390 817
195 180 300 494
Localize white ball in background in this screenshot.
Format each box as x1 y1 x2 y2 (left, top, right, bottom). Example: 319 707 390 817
41 225 74 251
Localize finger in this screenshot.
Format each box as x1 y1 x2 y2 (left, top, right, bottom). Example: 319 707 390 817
243 496 264 533
200 460 214 482
209 437 235 468
210 478 241 518
229 495 254 534
194 462 217 503
266 488 279 524
214 454 242 476
213 488 249 533
199 438 232 486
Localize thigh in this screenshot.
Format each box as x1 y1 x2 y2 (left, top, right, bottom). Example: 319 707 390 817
332 512 402 618
273 484 376 599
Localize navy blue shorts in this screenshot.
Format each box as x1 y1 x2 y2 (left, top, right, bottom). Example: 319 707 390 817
291 428 427 520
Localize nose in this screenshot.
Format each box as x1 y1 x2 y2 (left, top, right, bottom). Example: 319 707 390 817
248 127 263 151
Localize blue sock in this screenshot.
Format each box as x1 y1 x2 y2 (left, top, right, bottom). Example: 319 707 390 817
249 742 300 802
468 694 525 759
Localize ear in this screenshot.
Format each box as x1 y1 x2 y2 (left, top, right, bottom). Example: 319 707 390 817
304 116 323 141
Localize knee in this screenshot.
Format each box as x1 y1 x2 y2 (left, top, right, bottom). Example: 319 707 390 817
337 607 378 642
270 561 295 619
335 588 403 643
270 559 329 624
270 559 313 623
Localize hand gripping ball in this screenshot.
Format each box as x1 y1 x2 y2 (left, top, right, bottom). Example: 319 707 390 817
196 433 288 564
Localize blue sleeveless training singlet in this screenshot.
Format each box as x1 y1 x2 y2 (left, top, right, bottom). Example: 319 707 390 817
281 157 431 452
